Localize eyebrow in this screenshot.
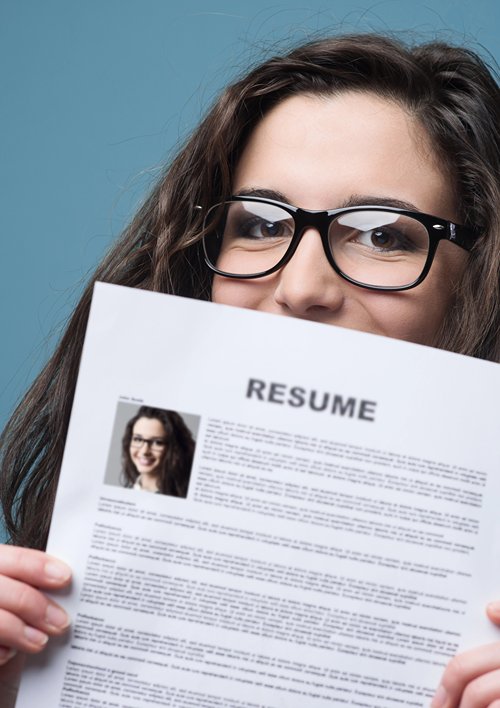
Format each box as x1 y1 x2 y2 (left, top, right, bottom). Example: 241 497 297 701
340 195 421 212
234 187 289 202
232 187 421 213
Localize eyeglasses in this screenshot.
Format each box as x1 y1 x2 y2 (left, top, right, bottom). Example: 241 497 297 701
130 435 166 452
202 196 475 291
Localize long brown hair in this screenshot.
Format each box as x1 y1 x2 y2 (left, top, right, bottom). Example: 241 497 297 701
121 407 194 496
1 33 499 549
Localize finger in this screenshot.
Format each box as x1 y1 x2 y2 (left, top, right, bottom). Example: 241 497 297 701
0 609 49 654
458 668 500 707
0 545 71 589
486 603 500 626
0 575 70 635
431 644 500 708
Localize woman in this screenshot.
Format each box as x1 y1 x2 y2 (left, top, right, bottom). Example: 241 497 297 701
121 406 194 495
0 33 499 707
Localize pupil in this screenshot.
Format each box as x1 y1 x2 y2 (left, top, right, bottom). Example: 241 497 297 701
371 229 391 247
263 221 280 236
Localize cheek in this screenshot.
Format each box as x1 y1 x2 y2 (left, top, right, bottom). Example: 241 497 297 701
376 300 444 344
212 276 270 309
404 246 467 344
363 283 454 345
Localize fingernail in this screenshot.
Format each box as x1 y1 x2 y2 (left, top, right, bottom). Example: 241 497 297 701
0 647 17 666
431 684 448 708
45 604 70 630
44 560 71 582
24 626 49 647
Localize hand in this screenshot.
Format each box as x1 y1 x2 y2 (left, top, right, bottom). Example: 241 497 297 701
431 603 500 707
0 545 71 708
0 545 71 662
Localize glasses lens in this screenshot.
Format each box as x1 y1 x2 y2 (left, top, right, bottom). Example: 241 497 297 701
130 436 143 448
130 436 165 451
203 200 295 276
329 211 430 288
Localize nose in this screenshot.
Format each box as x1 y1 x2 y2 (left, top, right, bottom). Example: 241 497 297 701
273 228 346 316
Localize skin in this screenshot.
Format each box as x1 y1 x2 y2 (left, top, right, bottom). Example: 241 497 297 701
129 417 167 491
0 92 497 708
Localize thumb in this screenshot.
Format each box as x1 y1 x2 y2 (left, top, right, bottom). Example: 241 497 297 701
486 601 500 625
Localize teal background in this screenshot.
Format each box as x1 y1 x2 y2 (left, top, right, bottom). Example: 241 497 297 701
1 0 499 431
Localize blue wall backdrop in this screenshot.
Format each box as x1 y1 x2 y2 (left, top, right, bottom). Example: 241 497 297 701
1 0 499 431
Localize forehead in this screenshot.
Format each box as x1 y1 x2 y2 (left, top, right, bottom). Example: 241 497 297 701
233 92 456 220
132 417 166 437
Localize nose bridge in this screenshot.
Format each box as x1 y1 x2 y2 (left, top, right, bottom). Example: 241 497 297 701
275 207 345 315
293 208 332 261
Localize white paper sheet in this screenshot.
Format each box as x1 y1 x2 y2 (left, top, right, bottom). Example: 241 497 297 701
16 282 500 707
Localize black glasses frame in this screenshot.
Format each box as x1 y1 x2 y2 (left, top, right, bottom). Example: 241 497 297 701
130 435 166 450
202 195 476 291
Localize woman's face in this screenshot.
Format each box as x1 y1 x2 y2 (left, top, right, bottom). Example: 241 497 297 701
212 92 468 345
129 417 167 477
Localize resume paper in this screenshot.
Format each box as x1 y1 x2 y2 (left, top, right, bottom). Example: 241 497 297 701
16 283 500 707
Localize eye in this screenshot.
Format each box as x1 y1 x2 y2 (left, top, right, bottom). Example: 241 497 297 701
334 211 428 255
356 227 412 252
222 202 295 242
132 435 144 444
236 215 293 240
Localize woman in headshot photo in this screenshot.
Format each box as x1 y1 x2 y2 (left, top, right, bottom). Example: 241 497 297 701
121 406 195 496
